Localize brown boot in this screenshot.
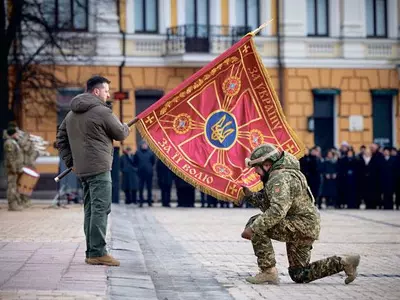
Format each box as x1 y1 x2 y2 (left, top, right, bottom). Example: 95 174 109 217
87 254 120 266
22 201 32 208
246 267 279 284
342 254 360 284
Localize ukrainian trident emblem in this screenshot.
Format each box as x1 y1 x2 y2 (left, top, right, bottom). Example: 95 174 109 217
205 110 238 150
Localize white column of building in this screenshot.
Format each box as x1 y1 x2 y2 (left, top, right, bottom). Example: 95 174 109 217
159 0 171 34
281 0 307 36
340 0 365 59
387 0 398 38
329 0 340 37
341 0 365 37
228 0 236 27
177 0 186 26
398 0 400 37
94 0 121 56
210 0 221 25
126 0 135 34
260 0 270 36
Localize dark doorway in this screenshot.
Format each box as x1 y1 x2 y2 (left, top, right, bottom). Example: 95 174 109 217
135 89 164 145
313 93 335 156
372 94 393 147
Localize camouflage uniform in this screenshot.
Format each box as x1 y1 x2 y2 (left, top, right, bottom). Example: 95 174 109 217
3 134 24 211
17 132 39 207
244 144 359 284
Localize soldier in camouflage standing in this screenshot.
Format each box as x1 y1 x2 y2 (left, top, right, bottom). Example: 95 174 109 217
17 130 39 208
3 127 24 211
240 143 360 285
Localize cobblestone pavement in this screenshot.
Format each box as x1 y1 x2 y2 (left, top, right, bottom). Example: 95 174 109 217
142 207 400 300
0 203 107 300
1 202 400 300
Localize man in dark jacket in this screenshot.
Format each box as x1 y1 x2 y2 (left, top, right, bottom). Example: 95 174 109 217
120 147 138 204
367 143 384 209
56 76 129 266
134 140 155 207
156 159 174 207
382 147 395 209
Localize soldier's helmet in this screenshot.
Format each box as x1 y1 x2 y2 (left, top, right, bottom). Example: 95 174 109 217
245 143 281 168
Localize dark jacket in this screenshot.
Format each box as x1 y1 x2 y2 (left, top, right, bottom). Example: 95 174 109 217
134 148 155 177
56 93 129 177
321 158 338 198
120 153 139 190
156 159 174 187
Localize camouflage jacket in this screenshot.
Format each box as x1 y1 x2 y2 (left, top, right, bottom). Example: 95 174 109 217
247 152 321 240
18 132 39 167
4 138 24 174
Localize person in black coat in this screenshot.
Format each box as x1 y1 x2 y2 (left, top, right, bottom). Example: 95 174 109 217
321 150 338 208
156 159 174 207
307 147 322 207
134 140 156 207
394 149 400 210
338 149 359 209
175 176 195 207
382 147 395 209
367 144 385 209
120 147 138 204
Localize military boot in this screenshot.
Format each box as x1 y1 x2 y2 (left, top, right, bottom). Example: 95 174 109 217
246 267 279 284
22 200 32 208
8 202 23 211
86 254 120 266
342 254 360 284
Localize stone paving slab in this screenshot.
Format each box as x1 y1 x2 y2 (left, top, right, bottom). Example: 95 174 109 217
107 205 158 300
146 207 400 300
2 201 400 300
0 204 107 300
126 206 234 300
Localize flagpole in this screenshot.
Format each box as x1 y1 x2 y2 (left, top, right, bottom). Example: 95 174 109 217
247 19 274 37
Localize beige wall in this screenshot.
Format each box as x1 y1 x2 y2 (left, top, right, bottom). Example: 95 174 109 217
284 68 400 151
23 66 399 173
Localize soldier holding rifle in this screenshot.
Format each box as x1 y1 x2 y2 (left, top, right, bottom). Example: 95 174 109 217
56 76 129 266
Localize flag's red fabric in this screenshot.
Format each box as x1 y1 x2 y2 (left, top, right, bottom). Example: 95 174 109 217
136 35 304 202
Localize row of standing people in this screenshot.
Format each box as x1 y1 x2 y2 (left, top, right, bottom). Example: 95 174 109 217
300 142 400 210
120 141 196 207
121 141 252 208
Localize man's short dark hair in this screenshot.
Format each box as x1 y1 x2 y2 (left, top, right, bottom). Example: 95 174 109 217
86 76 111 92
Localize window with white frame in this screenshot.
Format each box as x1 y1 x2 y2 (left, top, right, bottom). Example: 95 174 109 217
235 0 259 31
366 0 387 37
307 0 329 36
134 0 158 33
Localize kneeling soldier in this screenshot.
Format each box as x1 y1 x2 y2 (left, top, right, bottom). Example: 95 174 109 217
241 143 360 285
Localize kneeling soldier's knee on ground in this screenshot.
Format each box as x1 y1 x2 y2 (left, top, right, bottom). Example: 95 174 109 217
288 267 312 283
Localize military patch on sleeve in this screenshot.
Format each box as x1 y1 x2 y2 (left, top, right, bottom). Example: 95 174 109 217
272 183 281 194
4 143 12 152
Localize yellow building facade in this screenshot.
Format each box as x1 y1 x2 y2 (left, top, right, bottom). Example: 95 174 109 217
19 0 399 178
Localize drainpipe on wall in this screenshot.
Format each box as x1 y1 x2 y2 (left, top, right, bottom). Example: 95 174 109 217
277 0 284 106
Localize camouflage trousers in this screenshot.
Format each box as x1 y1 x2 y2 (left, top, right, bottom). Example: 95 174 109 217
245 214 344 283
7 174 21 209
20 194 31 206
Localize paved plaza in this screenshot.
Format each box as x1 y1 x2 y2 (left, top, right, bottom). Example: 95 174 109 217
0 201 399 300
